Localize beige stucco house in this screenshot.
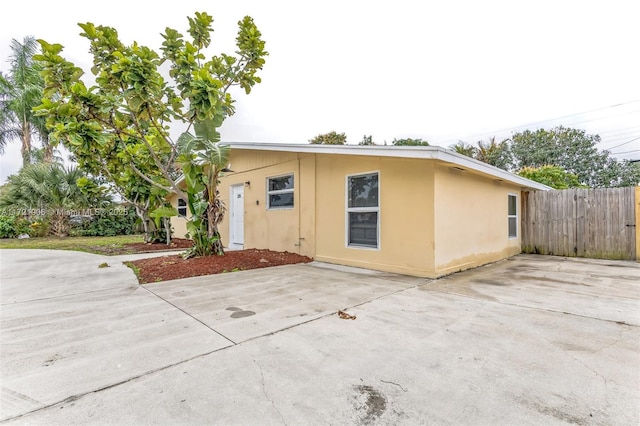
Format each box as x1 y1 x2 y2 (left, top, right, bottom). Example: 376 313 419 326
169 143 550 278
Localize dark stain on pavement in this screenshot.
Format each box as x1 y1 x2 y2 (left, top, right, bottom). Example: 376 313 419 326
352 385 387 424
226 307 256 318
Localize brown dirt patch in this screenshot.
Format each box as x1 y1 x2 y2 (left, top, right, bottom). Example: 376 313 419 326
90 238 193 255
122 238 193 253
128 249 313 284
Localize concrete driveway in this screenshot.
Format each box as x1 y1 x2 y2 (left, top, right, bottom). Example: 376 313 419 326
1 250 638 425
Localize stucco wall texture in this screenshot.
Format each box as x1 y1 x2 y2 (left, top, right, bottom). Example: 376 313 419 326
180 149 525 278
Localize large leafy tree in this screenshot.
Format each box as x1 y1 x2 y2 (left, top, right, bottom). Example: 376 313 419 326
450 141 477 157
509 126 640 188
309 131 347 145
518 165 584 189
475 136 511 169
0 36 51 166
35 12 267 255
449 137 510 169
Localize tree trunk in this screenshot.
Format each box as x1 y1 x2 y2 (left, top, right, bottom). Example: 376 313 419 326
163 217 171 245
134 203 154 243
42 138 53 163
21 120 31 167
206 204 224 255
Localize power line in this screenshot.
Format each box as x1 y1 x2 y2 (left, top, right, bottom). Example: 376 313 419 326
441 99 640 143
606 136 640 151
611 149 640 155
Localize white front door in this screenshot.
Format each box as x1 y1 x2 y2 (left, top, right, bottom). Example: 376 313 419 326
229 185 244 248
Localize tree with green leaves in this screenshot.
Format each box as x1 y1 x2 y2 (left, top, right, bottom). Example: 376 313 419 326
450 141 477 157
392 138 429 146
475 137 511 169
0 36 51 166
309 131 347 145
35 11 267 255
358 135 376 145
449 137 511 169
518 165 584 189
509 126 639 188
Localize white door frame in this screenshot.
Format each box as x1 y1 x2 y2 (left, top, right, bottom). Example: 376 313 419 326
229 184 244 249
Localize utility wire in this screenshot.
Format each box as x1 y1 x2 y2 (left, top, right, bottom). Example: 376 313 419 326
445 99 640 142
606 136 640 151
610 149 640 155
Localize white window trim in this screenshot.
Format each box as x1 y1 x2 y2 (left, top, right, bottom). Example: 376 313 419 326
508 193 518 239
177 199 188 218
345 170 380 250
266 174 294 210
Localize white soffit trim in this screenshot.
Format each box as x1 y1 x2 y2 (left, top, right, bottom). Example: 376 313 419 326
226 142 552 191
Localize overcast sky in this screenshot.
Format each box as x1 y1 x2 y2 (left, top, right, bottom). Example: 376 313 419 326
1 0 639 183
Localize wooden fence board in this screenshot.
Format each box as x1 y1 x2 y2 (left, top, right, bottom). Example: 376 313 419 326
522 187 636 260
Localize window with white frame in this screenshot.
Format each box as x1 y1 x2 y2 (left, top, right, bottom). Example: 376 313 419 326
347 172 379 248
508 194 517 238
178 199 188 217
267 174 294 209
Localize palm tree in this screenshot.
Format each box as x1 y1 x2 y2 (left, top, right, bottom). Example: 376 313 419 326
450 141 477 157
475 136 511 170
0 36 50 166
0 163 111 236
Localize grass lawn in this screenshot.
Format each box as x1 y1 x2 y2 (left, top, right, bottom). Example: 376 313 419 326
0 234 146 255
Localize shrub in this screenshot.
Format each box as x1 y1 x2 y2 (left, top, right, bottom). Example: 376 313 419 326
72 206 139 236
29 220 50 237
0 215 32 238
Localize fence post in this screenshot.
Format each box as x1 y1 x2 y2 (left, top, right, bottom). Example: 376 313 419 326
636 186 639 262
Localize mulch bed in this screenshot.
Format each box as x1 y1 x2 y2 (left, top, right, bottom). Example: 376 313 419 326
128 249 313 284
122 238 194 253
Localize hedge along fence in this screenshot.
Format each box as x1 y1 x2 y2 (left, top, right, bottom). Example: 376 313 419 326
521 187 638 261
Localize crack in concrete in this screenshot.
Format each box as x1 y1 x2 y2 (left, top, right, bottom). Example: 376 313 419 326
251 356 287 425
0 285 133 306
0 343 233 423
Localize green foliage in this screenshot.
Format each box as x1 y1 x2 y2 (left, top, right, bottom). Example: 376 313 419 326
309 131 347 145
475 137 511 169
0 215 31 238
29 220 49 237
450 137 510 168
358 135 376 146
450 141 477 157
177 133 230 257
451 128 638 188
508 126 638 188
518 165 585 189
0 36 51 165
0 163 111 237
392 138 429 146
72 206 138 237
35 11 267 253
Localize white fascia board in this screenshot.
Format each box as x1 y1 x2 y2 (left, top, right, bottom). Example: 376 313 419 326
225 142 552 191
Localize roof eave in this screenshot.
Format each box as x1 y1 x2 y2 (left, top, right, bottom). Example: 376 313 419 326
226 142 552 191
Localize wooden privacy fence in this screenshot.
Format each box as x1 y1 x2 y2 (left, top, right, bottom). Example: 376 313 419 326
521 187 637 260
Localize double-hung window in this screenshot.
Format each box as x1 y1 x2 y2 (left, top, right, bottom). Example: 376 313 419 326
267 175 294 209
177 199 188 217
347 172 379 248
508 194 517 238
